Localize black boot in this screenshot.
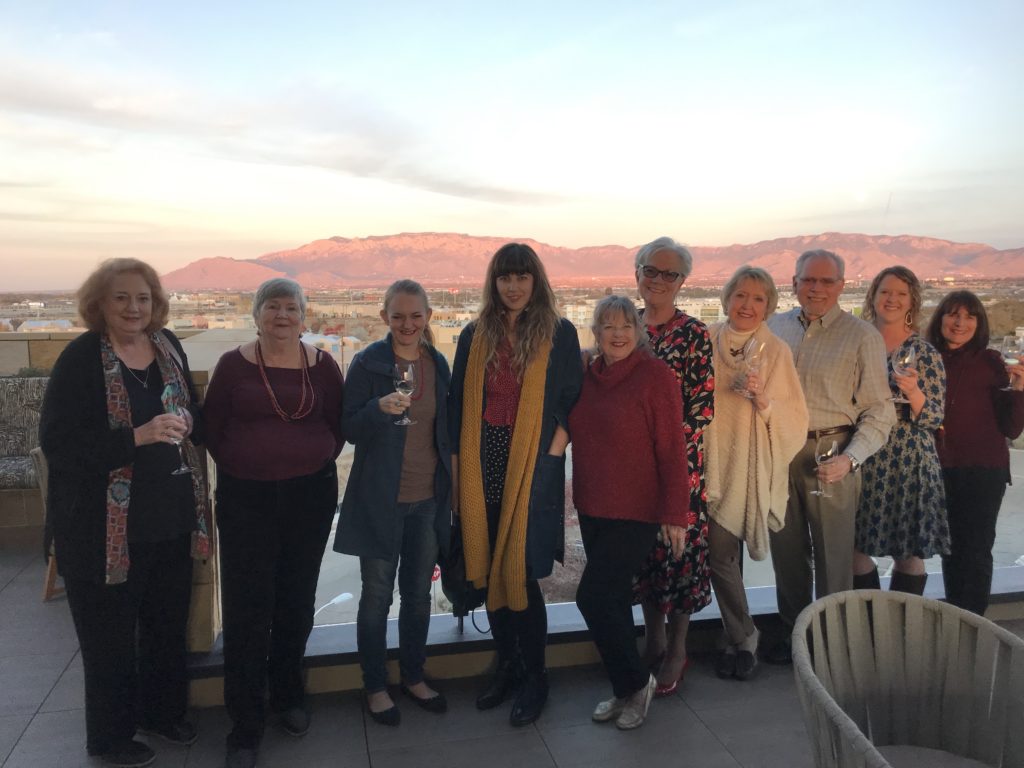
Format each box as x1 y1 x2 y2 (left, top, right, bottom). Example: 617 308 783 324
509 669 548 727
476 657 522 711
853 567 880 590
890 571 927 595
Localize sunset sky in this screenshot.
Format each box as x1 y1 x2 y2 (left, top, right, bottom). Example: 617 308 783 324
1 1 1022 289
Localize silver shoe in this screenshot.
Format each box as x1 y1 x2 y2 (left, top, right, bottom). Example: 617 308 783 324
615 674 656 730
592 695 626 722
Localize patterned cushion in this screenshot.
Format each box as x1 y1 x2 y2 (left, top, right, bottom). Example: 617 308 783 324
0 456 37 489
0 377 47 458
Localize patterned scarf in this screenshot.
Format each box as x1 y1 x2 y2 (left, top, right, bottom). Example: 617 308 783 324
460 329 550 612
101 332 211 585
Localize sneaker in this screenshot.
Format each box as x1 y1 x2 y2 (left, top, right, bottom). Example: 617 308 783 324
90 740 156 768
615 674 656 730
138 719 198 745
591 696 626 723
278 707 310 737
734 650 759 681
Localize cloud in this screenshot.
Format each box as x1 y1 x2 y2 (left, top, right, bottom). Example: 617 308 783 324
0 52 556 205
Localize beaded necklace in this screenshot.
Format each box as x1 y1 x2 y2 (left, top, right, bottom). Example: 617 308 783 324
255 340 316 421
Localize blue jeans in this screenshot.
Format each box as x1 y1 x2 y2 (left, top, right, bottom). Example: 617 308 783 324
357 498 440 692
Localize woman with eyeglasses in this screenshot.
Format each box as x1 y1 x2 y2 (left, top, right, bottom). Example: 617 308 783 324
630 236 713 697
924 291 1024 614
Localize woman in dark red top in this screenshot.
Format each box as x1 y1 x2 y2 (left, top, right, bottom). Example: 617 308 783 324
204 278 344 768
925 290 1024 615
449 243 582 728
571 296 689 731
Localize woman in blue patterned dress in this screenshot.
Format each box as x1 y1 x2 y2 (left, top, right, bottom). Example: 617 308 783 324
853 266 949 594
630 237 713 697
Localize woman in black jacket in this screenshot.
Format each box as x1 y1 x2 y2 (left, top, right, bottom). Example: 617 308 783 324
334 280 452 726
449 243 582 727
39 258 209 768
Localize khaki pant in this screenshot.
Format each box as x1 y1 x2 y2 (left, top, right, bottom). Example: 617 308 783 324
708 518 758 651
769 437 860 629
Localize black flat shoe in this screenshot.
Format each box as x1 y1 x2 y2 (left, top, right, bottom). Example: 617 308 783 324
89 740 156 768
734 650 759 680
278 707 310 737
400 684 448 713
715 651 737 679
138 718 198 745
762 637 792 665
510 670 548 727
366 696 401 726
476 658 522 710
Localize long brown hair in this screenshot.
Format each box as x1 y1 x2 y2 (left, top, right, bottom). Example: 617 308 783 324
383 279 435 347
925 290 990 353
476 243 560 374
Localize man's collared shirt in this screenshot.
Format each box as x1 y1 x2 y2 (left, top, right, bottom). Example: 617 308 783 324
767 304 895 463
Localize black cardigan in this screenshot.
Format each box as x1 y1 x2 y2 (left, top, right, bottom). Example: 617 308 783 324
39 330 202 583
448 318 582 579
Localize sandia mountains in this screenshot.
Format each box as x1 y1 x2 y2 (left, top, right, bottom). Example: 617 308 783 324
161 232 1024 291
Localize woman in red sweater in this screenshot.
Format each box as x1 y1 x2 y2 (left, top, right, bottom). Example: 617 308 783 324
571 295 689 731
924 290 1024 615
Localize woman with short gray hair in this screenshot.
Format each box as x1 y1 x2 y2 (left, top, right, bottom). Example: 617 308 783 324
572 296 689 729
204 277 345 768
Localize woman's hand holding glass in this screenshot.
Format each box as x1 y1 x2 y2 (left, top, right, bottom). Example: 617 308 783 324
377 391 412 416
133 413 187 447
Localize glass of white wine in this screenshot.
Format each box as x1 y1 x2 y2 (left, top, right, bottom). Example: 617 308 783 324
810 438 838 498
393 362 417 426
1000 336 1021 391
890 345 917 404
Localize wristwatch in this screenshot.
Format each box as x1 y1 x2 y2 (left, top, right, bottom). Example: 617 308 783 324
847 455 861 473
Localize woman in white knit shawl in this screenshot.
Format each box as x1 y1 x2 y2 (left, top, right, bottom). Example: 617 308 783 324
705 266 808 681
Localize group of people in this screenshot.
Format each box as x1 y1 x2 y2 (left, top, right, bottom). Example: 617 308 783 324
38 240 1023 768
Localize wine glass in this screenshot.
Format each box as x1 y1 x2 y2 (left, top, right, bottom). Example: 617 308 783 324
161 385 193 476
393 362 417 426
732 339 766 399
1000 336 1021 391
890 345 917 404
810 438 838 498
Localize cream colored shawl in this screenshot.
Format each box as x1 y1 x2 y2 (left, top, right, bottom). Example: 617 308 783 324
705 322 809 559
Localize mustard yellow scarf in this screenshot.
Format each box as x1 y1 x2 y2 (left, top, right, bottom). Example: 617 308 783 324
460 331 550 611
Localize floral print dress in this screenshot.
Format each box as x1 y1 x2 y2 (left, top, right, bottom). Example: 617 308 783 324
856 335 951 559
632 309 714 615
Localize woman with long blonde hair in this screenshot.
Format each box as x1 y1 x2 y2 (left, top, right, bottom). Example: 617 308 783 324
449 242 582 727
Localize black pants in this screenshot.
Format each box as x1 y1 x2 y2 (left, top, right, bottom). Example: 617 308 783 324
483 499 548 673
64 536 193 755
216 463 338 748
941 466 1006 616
576 515 660 699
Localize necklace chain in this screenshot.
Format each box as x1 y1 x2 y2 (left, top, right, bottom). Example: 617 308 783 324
120 360 151 389
256 341 316 422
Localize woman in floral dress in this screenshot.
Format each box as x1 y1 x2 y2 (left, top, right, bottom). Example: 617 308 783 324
853 266 949 594
630 236 714 697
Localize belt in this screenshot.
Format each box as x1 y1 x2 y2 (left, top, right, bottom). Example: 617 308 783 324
807 425 853 440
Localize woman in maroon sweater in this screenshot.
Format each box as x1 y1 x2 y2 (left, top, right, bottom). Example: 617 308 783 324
571 296 689 731
204 278 344 768
925 290 1024 615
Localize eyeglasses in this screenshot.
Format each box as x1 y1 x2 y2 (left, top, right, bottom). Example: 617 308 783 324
797 277 841 287
639 265 682 282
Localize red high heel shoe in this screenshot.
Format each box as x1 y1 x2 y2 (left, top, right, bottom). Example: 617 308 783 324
654 657 691 697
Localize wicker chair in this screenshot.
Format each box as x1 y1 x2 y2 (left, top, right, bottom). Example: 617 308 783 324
792 590 1024 768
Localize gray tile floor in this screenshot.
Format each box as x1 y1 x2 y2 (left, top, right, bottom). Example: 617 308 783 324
0 548 815 768
4 547 1022 768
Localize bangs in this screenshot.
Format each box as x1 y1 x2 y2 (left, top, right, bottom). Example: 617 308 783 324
491 244 537 278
